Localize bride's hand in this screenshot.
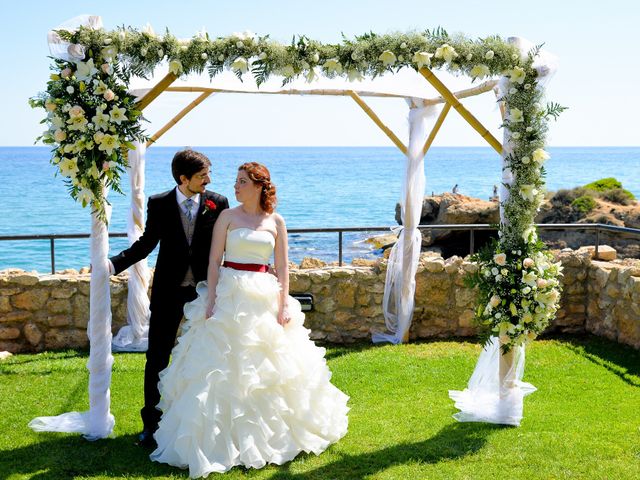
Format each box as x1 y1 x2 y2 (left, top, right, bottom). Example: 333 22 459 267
206 296 216 318
277 305 291 326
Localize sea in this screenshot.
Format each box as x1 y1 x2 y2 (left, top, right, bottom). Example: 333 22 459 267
1 146 638 273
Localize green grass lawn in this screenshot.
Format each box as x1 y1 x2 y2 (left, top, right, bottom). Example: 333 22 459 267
1 335 639 479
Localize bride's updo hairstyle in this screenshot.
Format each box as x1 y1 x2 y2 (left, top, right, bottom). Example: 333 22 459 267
239 162 277 214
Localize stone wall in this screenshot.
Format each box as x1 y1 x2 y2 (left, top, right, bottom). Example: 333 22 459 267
1 250 639 353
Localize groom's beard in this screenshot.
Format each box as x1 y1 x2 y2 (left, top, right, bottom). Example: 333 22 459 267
188 184 207 195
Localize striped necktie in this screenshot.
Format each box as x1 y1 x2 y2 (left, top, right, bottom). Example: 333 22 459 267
184 198 194 222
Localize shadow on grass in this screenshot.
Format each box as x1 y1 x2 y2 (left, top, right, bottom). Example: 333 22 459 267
268 422 502 480
2 422 501 480
0 433 183 480
551 334 640 387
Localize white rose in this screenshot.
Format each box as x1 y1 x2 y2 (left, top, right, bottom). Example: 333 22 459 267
201 52 208 60
280 65 295 77
67 43 85 60
66 86 74 94
511 132 521 140
466 53 473 61
519 184 537 202
311 52 320 63
157 49 164 57
140 47 148 57
258 52 267 60
470 64 490 79
522 156 530 164
412 51 433 69
489 295 501 308
218 54 225 61
522 286 532 295
236 41 244 49
103 90 115 101
347 69 364 82
509 108 524 123
434 43 458 63
169 59 183 75
378 50 397 66
54 129 67 142
509 87 517 95
485 50 494 60
536 278 548 289
532 148 550 164
323 59 342 74
103 38 112 45
509 66 526 84
68 105 85 118
523 258 535 268
400 42 408 49
493 253 507 266
231 57 249 74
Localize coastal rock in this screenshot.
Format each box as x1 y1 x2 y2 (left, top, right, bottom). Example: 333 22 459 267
299 257 327 269
397 188 639 258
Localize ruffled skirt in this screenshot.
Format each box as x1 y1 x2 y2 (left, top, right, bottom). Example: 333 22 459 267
150 268 349 477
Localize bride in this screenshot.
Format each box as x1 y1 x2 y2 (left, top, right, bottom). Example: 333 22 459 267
150 162 349 477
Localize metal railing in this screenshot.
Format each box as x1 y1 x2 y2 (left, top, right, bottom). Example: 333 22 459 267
1 223 639 273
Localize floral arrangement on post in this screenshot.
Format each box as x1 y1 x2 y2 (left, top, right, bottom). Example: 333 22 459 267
31 31 146 222
466 45 565 353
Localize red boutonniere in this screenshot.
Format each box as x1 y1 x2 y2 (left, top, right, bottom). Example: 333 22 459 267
202 199 217 215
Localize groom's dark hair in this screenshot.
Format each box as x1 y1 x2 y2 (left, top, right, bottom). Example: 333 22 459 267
171 149 212 184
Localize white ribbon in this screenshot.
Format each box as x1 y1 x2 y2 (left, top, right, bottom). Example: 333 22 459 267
112 141 151 352
30 184 115 440
373 104 433 343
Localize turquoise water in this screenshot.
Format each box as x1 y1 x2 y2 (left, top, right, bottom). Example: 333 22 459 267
1 146 638 272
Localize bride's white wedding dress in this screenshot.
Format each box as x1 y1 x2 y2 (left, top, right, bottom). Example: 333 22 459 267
150 228 349 478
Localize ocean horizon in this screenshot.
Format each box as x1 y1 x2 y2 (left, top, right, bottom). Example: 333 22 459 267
1 146 638 272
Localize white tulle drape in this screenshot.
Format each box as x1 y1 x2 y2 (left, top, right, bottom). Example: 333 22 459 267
30 186 115 439
373 105 432 344
112 141 151 352
449 37 557 426
46 15 102 61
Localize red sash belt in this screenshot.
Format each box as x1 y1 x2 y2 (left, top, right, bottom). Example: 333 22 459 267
223 261 269 273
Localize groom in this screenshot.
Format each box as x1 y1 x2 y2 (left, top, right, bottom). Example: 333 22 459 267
109 149 229 447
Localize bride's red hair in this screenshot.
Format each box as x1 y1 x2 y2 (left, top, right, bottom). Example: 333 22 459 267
238 162 277 214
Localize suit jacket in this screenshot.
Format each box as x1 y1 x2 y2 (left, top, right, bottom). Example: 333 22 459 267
110 188 229 305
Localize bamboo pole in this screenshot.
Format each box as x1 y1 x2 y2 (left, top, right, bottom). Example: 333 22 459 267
160 81 498 105
147 91 214 147
422 80 499 106
348 91 407 155
421 103 452 157
419 67 502 154
135 72 178 111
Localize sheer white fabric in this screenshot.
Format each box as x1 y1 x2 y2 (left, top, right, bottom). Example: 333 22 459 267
47 15 102 62
450 38 557 426
112 141 151 352
448 337 536 426
30 185 115 440
373 105 433 344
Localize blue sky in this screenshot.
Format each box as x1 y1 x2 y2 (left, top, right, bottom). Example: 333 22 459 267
2 0 638 146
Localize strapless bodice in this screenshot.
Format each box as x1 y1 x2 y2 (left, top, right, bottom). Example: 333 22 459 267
224 228 275 265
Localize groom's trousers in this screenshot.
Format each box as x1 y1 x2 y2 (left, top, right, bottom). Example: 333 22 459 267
142 285 198 431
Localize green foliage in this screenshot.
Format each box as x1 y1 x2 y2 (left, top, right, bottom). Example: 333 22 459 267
582 177 636 203
1 339 639 479
602 188 636 205
584 177 623 192
571 195 598 213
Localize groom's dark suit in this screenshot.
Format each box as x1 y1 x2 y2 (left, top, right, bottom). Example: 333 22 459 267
110 187 229 431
